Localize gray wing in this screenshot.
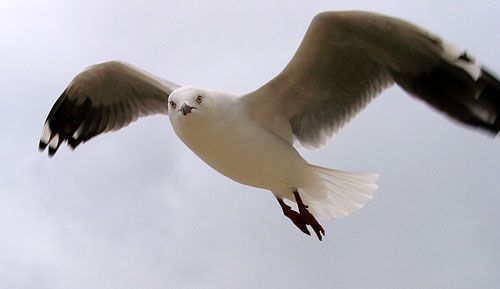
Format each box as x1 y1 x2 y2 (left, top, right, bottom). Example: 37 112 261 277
243 11 500 148
39 61 180 156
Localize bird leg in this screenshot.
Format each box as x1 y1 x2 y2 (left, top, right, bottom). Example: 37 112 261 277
293 190 325 240
277 198 311 236
277 190 326 241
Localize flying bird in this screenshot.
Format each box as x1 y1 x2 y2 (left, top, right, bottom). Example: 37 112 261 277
39 11 500 240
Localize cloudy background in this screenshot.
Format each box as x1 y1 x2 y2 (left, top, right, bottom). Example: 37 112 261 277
1 1 500 288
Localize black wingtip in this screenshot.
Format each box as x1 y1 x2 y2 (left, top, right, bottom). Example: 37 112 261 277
48 147 57 157
478 68 500 134
494 116 500 130
478 69 500 108
67 137 82 150
48 138 65 157
38 140 47 151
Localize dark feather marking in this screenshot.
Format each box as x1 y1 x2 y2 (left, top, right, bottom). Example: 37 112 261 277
392 60 500 134
75 109 95 144
48 146 58 157
62 98 92 143
478 69 500 108
39 61 178 156
458 52 473 62
45 91 68 121
47 94 74 139
82 106 103 142
38 140 47 150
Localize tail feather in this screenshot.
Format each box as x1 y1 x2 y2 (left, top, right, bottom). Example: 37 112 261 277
318 171 378 195
323 180 373 204
299 165 379 220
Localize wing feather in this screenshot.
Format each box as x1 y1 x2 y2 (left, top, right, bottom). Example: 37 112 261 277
39 61 180 156
243 11 500 148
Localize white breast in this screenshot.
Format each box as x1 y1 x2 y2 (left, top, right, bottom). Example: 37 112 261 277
170 100 307 192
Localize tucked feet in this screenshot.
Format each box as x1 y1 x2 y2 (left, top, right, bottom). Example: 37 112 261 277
277 190 326 241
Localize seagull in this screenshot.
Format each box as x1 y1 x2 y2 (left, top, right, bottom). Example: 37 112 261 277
39 11 500 240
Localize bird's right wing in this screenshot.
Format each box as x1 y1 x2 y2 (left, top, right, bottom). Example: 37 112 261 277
39 61 180 156
243 11 500 148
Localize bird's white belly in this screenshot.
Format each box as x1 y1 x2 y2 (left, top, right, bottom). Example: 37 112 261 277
173 116 306 191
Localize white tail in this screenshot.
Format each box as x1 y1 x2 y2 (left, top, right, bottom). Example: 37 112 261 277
298 165 379 220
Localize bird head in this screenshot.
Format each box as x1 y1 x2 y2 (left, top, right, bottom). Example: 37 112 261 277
168 85 222 131
168 85 208 115
167 85 237 135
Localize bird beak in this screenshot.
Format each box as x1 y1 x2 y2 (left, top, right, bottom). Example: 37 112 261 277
181 103 195 115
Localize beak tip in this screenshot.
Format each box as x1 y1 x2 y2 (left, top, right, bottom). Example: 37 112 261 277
181 103 195 115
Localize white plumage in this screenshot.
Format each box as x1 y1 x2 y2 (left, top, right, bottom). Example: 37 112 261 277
39 11 500 240
168 86 378 222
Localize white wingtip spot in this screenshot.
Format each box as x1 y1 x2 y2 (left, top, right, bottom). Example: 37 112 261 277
48 134 59 149
442 41 481 80
40 122 51 144
72 125 83 140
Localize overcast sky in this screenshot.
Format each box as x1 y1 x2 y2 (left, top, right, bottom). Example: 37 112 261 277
1 1 500 289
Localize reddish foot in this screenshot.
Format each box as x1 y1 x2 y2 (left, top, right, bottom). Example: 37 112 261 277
277 190 325 241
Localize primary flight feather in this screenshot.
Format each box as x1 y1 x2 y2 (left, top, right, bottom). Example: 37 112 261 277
39 11 500 240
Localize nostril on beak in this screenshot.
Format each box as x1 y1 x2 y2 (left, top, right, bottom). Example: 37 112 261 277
181 103 194 115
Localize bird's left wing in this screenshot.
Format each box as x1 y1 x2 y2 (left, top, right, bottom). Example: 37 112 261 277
39 61 180 156
242 11 500 148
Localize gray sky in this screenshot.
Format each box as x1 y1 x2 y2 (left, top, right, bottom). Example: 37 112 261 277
1 1 500 288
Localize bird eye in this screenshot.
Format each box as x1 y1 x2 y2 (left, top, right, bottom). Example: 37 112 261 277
196 95 203 104
170 101 176 109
